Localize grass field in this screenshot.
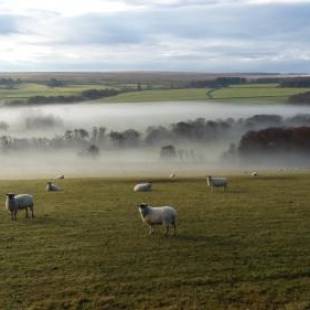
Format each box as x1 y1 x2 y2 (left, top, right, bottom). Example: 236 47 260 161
1 174 310 309
0 83 113 101
103 88 212 102
0 82 309 104
103 85 310 103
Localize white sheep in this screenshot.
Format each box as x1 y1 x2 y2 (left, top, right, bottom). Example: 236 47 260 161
5 193 34 221
207 175 228 191
46 181 61 192
251 171 258 177
133 182 152 192
137 203 177 235
169 173 176 180
55 175 64 180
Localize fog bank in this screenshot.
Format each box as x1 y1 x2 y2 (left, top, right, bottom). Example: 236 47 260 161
1 100 310 179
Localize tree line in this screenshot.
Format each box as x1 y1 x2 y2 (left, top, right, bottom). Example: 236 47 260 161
1 114 310 154
9 88 121 106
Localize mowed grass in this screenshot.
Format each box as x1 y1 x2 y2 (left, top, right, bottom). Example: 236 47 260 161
1 175 310 309
0 83 112 101
103 86 310 103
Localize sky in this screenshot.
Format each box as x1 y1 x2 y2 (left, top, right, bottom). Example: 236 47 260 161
0 0 309 72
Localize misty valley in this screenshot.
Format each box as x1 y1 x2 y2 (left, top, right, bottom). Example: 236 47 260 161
1 101 310 178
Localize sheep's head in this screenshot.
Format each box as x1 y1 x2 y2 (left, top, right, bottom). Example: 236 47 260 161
138 203 148 209
137 203 150 218
6 193 15 199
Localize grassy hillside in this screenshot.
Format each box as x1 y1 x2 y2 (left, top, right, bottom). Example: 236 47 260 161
104 88 212 102
0 83 113 102
103 85 310 103
0 81 309 104
213 86 310 100
1 175 310 309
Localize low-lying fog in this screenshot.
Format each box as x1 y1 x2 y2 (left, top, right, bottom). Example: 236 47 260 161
1 100 310 179
3 101 310 136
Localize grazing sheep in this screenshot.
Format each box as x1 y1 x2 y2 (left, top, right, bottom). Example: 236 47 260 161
207 175 228 191
134 182 152 192
169 173 176 180
251 171 258 177
137 203 176 235
5 193 34 221
46 182 61 192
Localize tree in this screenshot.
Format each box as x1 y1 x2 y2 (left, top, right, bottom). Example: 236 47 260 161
160 145 176 159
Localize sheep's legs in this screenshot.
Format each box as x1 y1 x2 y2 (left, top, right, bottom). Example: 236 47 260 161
172 223 176 235
165 225 170 236
25 208 29 218
149 225 154 235
30 206 34 218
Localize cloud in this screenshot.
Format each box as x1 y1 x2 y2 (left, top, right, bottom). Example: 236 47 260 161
0 0 309 72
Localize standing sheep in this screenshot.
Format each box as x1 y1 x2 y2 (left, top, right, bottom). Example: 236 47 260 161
46 181 61 192
137 203 177 235
169 173 176 180
133 182 152 192
5 193 34 221
207 176 228 191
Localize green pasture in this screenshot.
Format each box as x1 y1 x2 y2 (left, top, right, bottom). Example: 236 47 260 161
103 85 310 103
0 83 112 101
0 175 310 309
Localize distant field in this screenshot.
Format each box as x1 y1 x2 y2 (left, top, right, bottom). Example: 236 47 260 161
0 83 113 102
0 82 309 104
212 86 310 100
103 88 211 102
1 175 310 309
103 85 310 103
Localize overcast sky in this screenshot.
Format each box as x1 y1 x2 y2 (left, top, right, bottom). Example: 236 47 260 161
0 0 309 72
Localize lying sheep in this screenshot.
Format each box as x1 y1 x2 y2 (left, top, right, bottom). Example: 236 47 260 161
134 182 152 192
5 193 34 221
207 175 228 191
137 203 176 235
251 171 258 177
55 175 65 180
46 182 61 192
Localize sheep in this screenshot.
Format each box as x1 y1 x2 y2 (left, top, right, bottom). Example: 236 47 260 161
137 203 176 235
207 175 228 191
169 173 176 180
46 181 61 192
5 193 34 221
133 182 152 192
55 175 64 180
251 171 258 177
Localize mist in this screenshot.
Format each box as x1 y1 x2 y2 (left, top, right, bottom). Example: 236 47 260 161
1 100 310 179
3 101 310 134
